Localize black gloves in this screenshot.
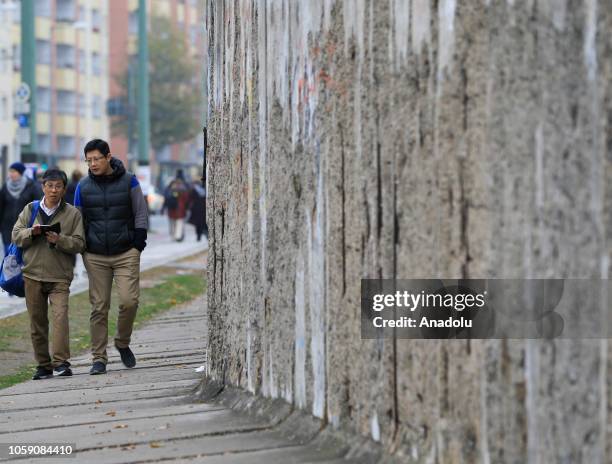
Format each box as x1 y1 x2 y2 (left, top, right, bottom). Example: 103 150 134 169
133 228 147 252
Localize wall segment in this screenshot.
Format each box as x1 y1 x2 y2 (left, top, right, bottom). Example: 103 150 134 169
205 1 612 461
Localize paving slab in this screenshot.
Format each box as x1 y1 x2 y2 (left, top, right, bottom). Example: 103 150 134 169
68 354 205 369
67 429 302 464
7 409 272 451
0 295 352 463
1 403 226 434
0 371 202 396
1 395 196 425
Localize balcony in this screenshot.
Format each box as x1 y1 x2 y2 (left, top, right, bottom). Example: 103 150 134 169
54 68 76 90
35 17 52 40
55 0 76 23
36 64 51 87
36 113 50 133
54 26 76 45
55 115 77 135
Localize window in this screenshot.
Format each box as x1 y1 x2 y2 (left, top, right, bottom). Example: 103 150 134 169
12 44 20 71
57 90 76 114
35 0 51 17
91 52 101 74
12 2 20 23
1 96 7 120
36 87 51 112
77 93 86 116
78 49 86 73
56 44 75 68
91 8 100 32
128 11 138 35
92 95 102 118
36 40 51 65
57 136 75 156
0 49 7 73
55 0 75 22
156 145 171 162
37 134 51 154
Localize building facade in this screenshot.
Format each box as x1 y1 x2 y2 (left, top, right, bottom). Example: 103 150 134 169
0 0 18 180
9 0 110 175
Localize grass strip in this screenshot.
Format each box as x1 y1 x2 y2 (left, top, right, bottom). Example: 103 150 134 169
0 268 206 390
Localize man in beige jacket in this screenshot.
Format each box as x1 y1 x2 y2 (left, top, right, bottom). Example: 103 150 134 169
12 169 85 380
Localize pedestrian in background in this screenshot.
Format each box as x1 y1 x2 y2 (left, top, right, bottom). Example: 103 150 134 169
74 139 149 375
64 170 83 205
188 178 207 241
0 162 43 255
12 169 85 380
163 170 191 242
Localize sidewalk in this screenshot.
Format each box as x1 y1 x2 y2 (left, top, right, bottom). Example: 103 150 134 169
0 296 350 463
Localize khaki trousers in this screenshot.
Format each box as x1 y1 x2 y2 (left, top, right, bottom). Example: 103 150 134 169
24 277 71 369
83 248 141 364
169 218 185 241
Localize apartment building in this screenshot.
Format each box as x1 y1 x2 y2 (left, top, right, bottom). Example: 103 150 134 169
0 0 17 180
10 0 110 174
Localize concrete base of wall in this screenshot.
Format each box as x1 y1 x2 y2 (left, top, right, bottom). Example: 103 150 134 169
195 376 396 463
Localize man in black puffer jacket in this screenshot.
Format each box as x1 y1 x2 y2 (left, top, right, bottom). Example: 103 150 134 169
74 139 149 375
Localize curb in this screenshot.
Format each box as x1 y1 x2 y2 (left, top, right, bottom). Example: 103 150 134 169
192 377 404 463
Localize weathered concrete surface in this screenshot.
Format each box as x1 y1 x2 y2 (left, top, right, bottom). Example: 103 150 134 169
205 1 612 462
0 296 363 463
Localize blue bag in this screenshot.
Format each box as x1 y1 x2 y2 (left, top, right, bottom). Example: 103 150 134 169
0 201 41 297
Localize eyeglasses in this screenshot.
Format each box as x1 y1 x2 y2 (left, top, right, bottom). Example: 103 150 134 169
43 184 64 191
85 156 107 165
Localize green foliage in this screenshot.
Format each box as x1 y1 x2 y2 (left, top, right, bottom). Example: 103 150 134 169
0 365 35 390
112 16 201 150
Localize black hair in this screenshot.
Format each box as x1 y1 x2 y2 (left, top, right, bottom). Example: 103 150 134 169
42 168 68 187
71 169 83 182
84 139 110 156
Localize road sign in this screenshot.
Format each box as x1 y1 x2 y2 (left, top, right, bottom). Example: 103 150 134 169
17 127 31 145
17 114 29 128
15 83 31 102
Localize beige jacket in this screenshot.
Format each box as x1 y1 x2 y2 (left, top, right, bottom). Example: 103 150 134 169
12 200 85 283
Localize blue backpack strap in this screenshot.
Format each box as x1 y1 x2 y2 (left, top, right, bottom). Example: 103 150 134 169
28 201 40 228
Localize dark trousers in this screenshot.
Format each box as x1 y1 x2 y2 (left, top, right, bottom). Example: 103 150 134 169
24 277 71 369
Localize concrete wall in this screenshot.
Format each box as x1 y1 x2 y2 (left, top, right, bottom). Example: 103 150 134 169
205 1 612 461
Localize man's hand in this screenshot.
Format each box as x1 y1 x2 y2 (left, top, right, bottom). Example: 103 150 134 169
45 231 60 244
32 224 42 236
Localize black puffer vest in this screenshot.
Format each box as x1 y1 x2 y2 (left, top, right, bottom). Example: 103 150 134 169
79 158 134 255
